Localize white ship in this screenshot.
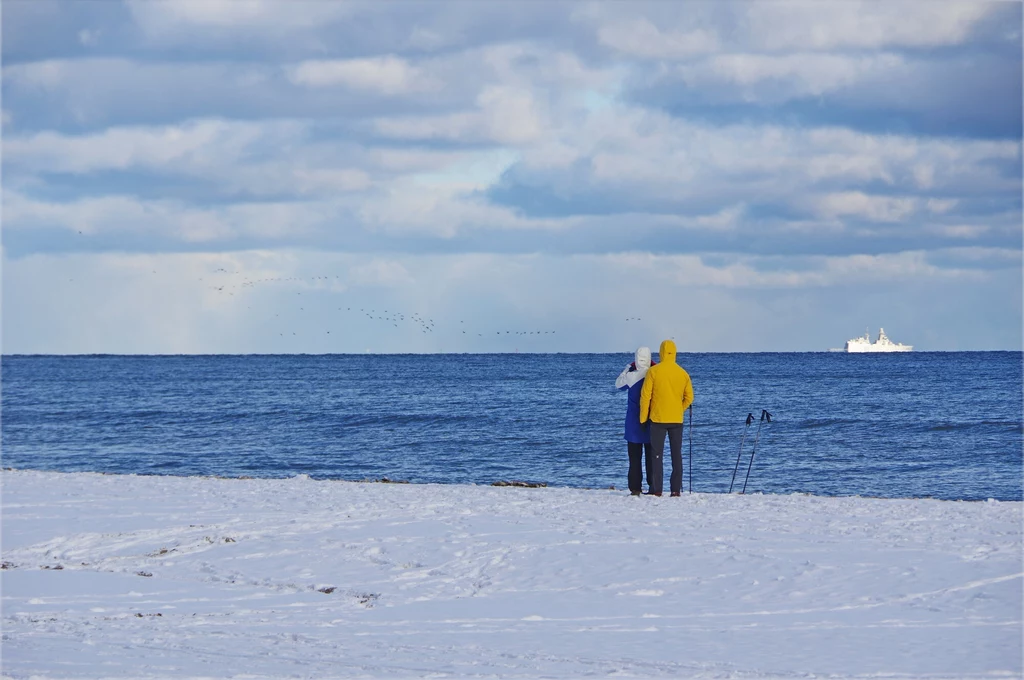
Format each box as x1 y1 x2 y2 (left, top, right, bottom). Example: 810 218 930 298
844 328 912 353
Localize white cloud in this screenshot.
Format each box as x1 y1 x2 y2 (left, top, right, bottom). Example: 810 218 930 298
349 259 415 287
597 18 719 59
5 99 1018 253
4 58 71 90
814 192 918 223
913 164 936 190
126 0 353 33
368 147 469 173
6 175 565 245
3 190 337 242
606 250 985 290
287 168 372 194
78 29 100 47
926 199 958 215
1 56 468 132
289 56 435 95
4 120 376 198
931 224 991 239
580 2 999 63
4 119 280 173
476 86 544 145
744 2 997 51
510 106 1020 212
357 179 559 238
934 246 1020 263
677 53 907 99
691 205 745 231
374 85 545 145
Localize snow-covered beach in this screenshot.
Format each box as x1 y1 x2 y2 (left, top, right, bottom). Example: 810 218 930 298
2 470 1020 679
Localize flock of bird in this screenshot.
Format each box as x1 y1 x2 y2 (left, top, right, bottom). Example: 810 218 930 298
194 269 601 344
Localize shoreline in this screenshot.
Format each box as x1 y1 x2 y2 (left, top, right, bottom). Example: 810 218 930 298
3 467 1019 504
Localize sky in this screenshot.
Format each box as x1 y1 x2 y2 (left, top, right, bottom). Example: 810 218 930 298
2 0 1021 354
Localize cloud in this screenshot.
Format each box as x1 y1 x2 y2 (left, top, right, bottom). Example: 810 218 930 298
77 28 100 47
5 58 71 89
2 119 378 203
741 2 1001 51
1 57 470 131
126 0 355 34
4 119 281 173
374 85 544 145
349 259 415 287
583 2 1004 57
120 0 585 63
604 249 986 290
490 108 1020 223
3 190 340 243
629 50 1022 139
597 18 719 59
289 56 436 95
931 224 991 240
356 175 570 239
5 101 1019 261
925 199 958 215
813 192 918 223
677 53 907 99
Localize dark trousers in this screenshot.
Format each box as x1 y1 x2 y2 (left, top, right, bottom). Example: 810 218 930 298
626 442 652 493
649 422 683 494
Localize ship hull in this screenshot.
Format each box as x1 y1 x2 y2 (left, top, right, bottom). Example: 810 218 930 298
845 343 913 353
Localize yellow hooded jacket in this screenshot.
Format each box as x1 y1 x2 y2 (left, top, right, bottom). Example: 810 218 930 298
639 339 693 424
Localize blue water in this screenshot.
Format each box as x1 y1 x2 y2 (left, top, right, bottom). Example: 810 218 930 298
2 353 1021 501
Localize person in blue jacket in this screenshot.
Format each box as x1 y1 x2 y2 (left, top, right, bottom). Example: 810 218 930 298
615 346 655 495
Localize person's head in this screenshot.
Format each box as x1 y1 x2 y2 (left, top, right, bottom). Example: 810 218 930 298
634 346 651 371
659 339 677 364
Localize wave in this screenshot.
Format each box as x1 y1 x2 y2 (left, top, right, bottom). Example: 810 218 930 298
927 421 1023 433
796 418 867 430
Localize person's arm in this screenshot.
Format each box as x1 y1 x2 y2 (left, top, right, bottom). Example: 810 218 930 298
615 363 633 390
639 370 653 423
681 374 694 414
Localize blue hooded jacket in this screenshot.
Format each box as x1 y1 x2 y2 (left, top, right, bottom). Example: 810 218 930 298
616 347 654 444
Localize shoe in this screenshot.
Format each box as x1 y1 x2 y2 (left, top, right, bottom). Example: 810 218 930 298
646 492 662 497
630 490 642 496
670 491 681 497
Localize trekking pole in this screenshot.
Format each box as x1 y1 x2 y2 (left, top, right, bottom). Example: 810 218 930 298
729 413 754 493
688 404 693 493
741 409 772 495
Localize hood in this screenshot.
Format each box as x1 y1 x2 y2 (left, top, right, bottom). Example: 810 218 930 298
634 346 651 371
659 339 677 364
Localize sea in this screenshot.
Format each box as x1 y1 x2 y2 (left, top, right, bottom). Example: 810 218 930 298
2 352 1021 501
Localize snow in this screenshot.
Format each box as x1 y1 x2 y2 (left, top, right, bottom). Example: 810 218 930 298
2 470 1021 679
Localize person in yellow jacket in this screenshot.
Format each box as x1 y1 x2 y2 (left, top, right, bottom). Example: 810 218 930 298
639 339 694 496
